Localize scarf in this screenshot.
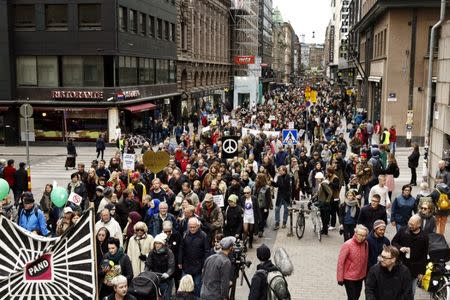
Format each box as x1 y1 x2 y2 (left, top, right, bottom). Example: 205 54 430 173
108 247 124 264
344 198 359 218
69 181 80 191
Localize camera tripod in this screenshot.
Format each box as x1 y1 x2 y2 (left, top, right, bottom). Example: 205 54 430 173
229 263 251 300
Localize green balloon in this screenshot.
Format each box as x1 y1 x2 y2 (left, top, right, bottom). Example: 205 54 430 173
51 186 68 208
0 179 9 201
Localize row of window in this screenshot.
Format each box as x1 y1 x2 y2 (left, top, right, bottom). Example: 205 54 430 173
14 4 102 31
118 6 175 42
16 56 176 88
373 29 387 59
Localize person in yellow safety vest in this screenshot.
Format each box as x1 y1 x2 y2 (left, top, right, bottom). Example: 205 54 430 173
381 128 390 146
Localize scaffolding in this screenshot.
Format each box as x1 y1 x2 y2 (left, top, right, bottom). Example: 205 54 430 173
231 0 260 76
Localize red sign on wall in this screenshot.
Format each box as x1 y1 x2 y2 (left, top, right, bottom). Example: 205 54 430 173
234 56 255 65
24 253 53 282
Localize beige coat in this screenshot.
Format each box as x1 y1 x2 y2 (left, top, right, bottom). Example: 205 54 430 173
127 234 154 278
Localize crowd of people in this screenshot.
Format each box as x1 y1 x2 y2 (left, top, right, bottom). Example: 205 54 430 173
1 79 450 300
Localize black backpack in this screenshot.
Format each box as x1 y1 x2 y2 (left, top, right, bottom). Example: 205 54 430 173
128 271 160 300
393 164 400 178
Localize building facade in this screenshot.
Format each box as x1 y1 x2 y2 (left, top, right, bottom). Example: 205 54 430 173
352 0 444 146
282 22 294 84
176 0 230 117
259 0 274 91
272 8 285 83
430 19 450 183
0 0 178 144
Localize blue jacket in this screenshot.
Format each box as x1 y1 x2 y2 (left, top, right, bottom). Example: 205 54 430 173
391 195 416 226
367 230 390 269
18 205 49 236
275 151 288 167
148 213 178 237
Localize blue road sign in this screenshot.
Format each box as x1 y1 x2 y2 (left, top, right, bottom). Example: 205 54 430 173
282 129 298 145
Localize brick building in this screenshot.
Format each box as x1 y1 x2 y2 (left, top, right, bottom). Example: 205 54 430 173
176 0 231 117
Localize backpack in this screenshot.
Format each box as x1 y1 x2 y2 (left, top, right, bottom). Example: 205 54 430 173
257 186 268 208
437 189 450 211
267 270 291 300
393 164 400 178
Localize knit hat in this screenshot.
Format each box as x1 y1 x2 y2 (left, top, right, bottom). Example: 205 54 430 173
373 219 386 230
131 172 140 180
314 172 324 179
257 244 271 261
103 187 113 197
360 153 368 159
105 203 115 211
96 186 104 192
154 233 167 245
22 192 34 204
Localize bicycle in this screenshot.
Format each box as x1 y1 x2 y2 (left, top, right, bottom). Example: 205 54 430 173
288 199 322 241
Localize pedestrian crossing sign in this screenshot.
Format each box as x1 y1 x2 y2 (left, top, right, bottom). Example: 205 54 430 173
282 129 298 145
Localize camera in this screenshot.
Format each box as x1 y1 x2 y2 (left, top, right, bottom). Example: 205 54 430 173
231 239 252 270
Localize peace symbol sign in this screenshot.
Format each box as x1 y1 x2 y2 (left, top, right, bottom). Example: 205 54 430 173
222 139 238 154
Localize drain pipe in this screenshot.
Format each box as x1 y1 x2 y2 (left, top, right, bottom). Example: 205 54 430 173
424 0 446 182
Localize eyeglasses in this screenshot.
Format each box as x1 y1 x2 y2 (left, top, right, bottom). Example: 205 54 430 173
136 229 145 232
244 192 251 194
356 233 367 238
378 255 393 260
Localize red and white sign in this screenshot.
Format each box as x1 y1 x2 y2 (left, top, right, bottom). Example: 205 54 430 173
52 90 104 99
117 90 141 100
24 253 53 282
68 192 82 206
234 56 255 65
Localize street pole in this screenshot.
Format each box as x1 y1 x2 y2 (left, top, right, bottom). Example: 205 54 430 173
25 111 31 192
424 0 446 183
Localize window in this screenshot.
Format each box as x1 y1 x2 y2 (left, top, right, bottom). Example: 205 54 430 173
62 56 104 87
157 18 163 39
148 16 155 37
155 60 168 83
169 61 176 83
78 4 102 30
170 23 175 42
16 56 58 87
62 56 83 86
181 22 187 49
165 21 170 40
139 58 155 84
37 56 58 87
119 6 127 32
16 56 37 86
129 9 137 34
45 5 68 30
138 13 146 35
83 56 104 86
119 56 137 86
14 5 35 30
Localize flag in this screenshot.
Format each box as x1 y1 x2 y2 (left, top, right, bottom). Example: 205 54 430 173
0 209 96 299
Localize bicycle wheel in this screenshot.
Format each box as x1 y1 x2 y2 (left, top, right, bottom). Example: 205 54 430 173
316 211 322 242
295 212 305 239
432 277 450 300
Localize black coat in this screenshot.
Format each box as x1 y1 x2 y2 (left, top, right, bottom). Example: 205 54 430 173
179 229 210 275
272 174 292 205
14 168 28 193
365 263 413 300
96 137 106 150
357 205 387 232
408 150 420 169
392 226 428 277
224 205 243 237
173 292 199 300
248 260 279 300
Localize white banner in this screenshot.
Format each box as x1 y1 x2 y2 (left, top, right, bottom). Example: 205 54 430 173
122 153 135 170
213 195 224 207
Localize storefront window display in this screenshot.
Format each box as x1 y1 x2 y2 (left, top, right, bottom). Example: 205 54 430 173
34 109 107 141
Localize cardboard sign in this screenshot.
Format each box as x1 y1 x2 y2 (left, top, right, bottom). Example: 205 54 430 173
213 195 224 207
143 151 170 173
264 123 271 130
288 122 294 129
122 154 136 170
68 192 82 206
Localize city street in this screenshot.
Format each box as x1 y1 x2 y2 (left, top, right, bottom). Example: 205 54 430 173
0 143 442 300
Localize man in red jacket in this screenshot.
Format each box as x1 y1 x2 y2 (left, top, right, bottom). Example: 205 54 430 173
337 224 369 300
389 125 397 155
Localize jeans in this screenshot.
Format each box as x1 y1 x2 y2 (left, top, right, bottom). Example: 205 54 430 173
258 208 269 232
412 278 418 297
159 279 174 300
390 142 397 154
275 199 290 225
343 224 356 241
330 200 339 227
183 272 202 297
96 149 104 160
344 279 363 300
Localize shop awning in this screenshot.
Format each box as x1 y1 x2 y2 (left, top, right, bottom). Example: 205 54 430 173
124 102 156 113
